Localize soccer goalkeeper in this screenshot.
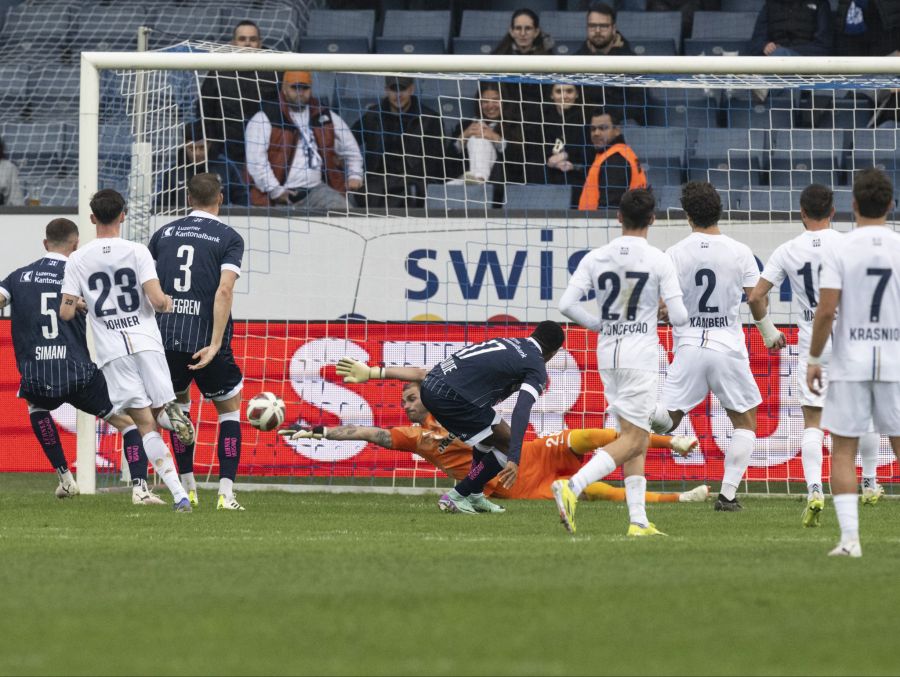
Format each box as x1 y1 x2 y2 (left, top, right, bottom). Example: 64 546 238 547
279 368 706 512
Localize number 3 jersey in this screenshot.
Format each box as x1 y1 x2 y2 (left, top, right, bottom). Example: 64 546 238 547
61 238 164 367
820 225 900 382
666 232 759 357
148 210 244 354
0 253 97 396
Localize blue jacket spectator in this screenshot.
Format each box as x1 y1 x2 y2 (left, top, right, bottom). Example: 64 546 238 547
748 0 833 57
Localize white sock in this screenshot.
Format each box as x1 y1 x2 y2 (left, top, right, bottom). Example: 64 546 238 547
859 431 880 489
568 449 616 497
624 475 649 526
219 477 234 497
156 409 173 431
833 493 859 544
721 428 755 501
180 472 196 491
650 404 674 434
800 427 824 496
142 432 187 502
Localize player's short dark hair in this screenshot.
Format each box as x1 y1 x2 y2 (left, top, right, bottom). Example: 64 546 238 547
587 2 616 21
799 184 833 220
531 320 565 358
89 189 126 225
619 189 655 230
853 167 894 218
188 172 222 207
680 181 721 228
233 20 260 39
45 218 78 245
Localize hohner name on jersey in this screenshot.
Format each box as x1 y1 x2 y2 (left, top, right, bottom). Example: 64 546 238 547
601 321 649 336
35 345 66 360
690 316 730 328
850 326 900 341
172 298 201 315
104 315 141 330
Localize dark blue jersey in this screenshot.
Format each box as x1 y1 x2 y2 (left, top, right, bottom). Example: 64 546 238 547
428 337 547 408
148 211 244 353
0 254 97 397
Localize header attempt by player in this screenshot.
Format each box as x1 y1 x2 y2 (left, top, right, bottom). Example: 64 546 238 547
554 188 691 536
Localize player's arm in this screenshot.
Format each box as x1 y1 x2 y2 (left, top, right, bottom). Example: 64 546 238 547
497 384 541 488
142 279 174 314
0 288 8 310
335 357 427 384
59 293 79 321
807 287 839 395
558 258 600 330
747 278 785 350
278 423 393 447
190 270 238 371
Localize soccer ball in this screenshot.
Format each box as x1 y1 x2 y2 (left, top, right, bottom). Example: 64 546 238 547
246 392 285 431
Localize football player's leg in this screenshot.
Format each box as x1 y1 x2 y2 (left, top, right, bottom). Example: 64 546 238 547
800 405 825 499
26 400 77 497
858 429 882 502
213 391 244 511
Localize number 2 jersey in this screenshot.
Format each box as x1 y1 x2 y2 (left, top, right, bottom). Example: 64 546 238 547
61 238 164 367
148 210 244 354
760 228 842 359
666 232 759 356
0 253 97 397
820 225 900 382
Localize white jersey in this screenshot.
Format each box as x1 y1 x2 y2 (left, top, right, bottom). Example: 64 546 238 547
820 225 900 382
761 228 843 359
667 232 759 356
563 235 683 371
61 237 164 367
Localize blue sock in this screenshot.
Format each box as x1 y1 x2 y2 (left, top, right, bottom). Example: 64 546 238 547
122 426 148 483
29 410 67 471
217 419 241 482
454 450 503 497
170 412 195 475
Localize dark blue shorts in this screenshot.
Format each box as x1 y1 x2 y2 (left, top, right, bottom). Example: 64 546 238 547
21 371 114 419
420 374 501 447
166 349 243 401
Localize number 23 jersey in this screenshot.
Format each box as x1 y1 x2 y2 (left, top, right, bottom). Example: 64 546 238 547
61 237 164 367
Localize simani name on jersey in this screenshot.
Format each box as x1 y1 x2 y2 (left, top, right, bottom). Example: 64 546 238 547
171 298 201 315
35 345 66 360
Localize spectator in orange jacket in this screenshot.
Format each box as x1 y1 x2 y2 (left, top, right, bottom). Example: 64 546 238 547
578 109 647 210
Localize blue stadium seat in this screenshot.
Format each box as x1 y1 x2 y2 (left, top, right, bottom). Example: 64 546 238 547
73 4 151 51
683 39 748 56
27 64 79 120
503 183 572 211
647 88 722 129
691 12 758 40
687 128 767 188
375 38 445 54
306 9 375 50
628 39 677 56
722 0 763 11
848 128 900 185
335 73 388 128
0 0 73 51
0 63 28 120
618 0 648 10
380 10 451 49
451 37 496 54
616 11 682 50
299 37 370 54
459 11 510 38
221 4 298 52
425 182 496 215
148 2 226 49
627 126 687 189
553 39 584 55
769 129 847 189
458 0 557 13
654 185 684 213
0 121 73 176
539 12 583 42
727 189 799 214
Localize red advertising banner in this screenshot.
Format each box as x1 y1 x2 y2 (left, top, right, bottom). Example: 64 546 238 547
1 321 896 484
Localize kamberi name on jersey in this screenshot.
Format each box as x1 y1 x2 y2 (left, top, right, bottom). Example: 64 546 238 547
35 345 66 360
161 223 221 244
689 316 730 328
850 326 900 341
171 298 201 315
600 321 649 336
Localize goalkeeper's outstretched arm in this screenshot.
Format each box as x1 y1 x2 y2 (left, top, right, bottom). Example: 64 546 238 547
336 357 427 384
279 423 393 447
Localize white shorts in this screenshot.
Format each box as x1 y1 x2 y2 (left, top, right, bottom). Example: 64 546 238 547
822 381 900 437
102 351 176 413
600 368 658 432
662 345 762 414
797 360 826 409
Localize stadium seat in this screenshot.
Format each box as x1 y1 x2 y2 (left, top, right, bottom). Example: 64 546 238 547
553 40 584 55
0 0 73 52
305 9 376 50
457 0 557 14
375 38 445 54
647 88 722 129
683 39 748 56
687 128 767 188
0 121 73 176
72 4 151 52
380 11 452 50
336 72 389 118
0 63 27 120
627 126 688 189
653 185 684 213
458 11 511 38
616 11 682 50
848 128 900 185
299 37 370 54
539 12 583 42
722 0 764 11
691 12 758 41
425 182 497 215
628 39 677 56
769 129 847 189
451 37 496 55
26 64 79 120
147 3 226 49
618 0 648 10
503 184 572 211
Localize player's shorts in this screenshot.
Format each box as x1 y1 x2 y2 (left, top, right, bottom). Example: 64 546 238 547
662 344 762 414
600 368 658 432
102 350 175 412
420 374 501 447
822 381 900 437
166 349 243 401
797 359 827 409
493 438 583 500
20 371 114 420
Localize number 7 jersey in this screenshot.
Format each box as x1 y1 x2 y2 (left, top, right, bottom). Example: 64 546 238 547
61 237 164 367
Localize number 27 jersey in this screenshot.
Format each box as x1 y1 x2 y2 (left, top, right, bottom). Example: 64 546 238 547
61 238 164 367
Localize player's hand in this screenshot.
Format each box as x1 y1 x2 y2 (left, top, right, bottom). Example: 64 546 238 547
807 363 824 396
76 298 88 314
189 344 220 371
277 424 327 440
336 357 384 383
657 299 670 323
764 331 786 352
497 460 518 489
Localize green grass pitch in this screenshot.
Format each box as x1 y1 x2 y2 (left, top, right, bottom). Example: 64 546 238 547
2 473 899 676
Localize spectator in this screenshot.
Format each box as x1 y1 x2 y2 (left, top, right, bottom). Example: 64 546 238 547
523 83 590 206
576 3 647 125
748 0 833 57
647 0 721 38
353 76 447 209
245 71 363 210
197 20 279 163
578 109 648 210
157 122 247 211
493 9 555 124
837 0 900 56
445 82 525 186
0 136 24 206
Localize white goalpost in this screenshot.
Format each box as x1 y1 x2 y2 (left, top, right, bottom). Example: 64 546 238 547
75 50 900 495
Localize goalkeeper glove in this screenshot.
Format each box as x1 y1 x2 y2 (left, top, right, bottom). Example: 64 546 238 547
753 314 785 349
336 357 385 384
278 424 328 441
